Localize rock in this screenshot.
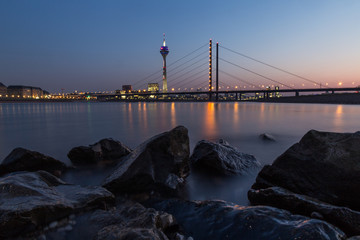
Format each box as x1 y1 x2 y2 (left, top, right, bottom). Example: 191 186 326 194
0 147 67 177
248 186 360 237
95 226 167 240
190 140 261 176
252 130 360 211
46 200 181 240
49 221 59 229
68 138 131 165
102 126 190 198
0 171 114 238
311 211 324 220
93 202 174 240
64 225 73 231
259 133 276 142
149 199 345 240
348 237 360 240
216 139 229 145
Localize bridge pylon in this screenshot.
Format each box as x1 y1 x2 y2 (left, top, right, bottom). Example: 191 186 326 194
209 39 212 100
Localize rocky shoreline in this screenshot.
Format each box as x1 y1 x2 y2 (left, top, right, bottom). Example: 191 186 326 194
0 126 359 239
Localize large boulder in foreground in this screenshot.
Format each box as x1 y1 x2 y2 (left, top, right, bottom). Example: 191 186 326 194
248 187 360 237
0 171 114 238
149 199 345 240
102 126 190 198
0 147 67 177
252 130 360 211
68 138 131 165
190 140 261 176
45 200 182 240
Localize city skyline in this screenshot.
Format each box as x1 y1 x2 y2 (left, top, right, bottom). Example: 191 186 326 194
1 0 360 93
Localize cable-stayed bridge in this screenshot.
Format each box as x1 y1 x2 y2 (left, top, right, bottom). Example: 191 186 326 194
96 40 360 101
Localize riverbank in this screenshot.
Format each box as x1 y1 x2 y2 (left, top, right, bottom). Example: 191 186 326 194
1 92 360 104
252 92 360 104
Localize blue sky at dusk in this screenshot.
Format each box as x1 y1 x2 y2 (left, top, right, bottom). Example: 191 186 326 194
1 0 359 93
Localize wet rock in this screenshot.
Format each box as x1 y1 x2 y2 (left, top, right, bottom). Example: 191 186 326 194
149 199 345 240
248 186 360 237
46 200 180 240
216 139 229 145
93 202 175 240
259 133 276 142
68 138 131 165
102 126 190 198
252 130 360 211
348 237 360 240
0 147 67 177
0 171 114 238
96 226 167 240
190 140 261 176
311 211 324 220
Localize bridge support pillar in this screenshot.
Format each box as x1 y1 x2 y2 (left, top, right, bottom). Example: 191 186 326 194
332 90 335 94
295 91 299 97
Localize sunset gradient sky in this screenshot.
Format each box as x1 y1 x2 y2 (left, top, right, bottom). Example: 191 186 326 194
1 0 359 92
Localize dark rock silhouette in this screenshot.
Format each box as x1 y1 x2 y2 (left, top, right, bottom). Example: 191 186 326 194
248 186 360 237
190 140 261 176
149 199 345 240
102 126 190 198
259 133 276 142
45 200 182 240
252 130 360 211
68 138 131 165
0 147 67 177
0 171 114 238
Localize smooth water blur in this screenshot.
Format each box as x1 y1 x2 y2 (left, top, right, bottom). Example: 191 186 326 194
1 102 360 204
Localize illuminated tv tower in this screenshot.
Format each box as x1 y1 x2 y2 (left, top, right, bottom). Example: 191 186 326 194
160 34 169 93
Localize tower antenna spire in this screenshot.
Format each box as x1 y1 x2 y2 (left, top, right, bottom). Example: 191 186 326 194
163 33 166 46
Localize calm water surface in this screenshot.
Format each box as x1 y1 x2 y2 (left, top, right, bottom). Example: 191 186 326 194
1 102 359 205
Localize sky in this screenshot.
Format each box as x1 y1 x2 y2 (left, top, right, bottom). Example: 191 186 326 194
0 0 359 93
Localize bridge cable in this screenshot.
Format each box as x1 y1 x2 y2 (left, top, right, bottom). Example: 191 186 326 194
168 53 208 78
172 69 208 90
219 70 259 89
220 45 324 87
219 58 294 89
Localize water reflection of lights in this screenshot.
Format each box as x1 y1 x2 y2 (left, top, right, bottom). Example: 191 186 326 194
171 102 176 127
334 105 344 128
204 102 217 138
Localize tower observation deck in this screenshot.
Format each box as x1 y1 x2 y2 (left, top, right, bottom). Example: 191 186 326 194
160 34 169 93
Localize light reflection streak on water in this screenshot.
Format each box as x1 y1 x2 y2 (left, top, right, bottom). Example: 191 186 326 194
334 105 344 130
171 102 176 127
204 102 216 139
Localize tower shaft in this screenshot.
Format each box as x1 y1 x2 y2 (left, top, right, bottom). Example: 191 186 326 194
162 55 168 93
160 34 169 93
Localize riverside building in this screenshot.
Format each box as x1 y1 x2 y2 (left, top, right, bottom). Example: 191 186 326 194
7 85 44 98
0 82 6 97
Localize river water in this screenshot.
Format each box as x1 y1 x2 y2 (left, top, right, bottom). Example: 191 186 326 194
1 102 359 205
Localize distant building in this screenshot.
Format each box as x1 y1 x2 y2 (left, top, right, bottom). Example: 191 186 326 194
0 82 6 97
275 86 280 97
115 89 125 94
122 85 132 93
7 85 44 98
147 83 159 93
